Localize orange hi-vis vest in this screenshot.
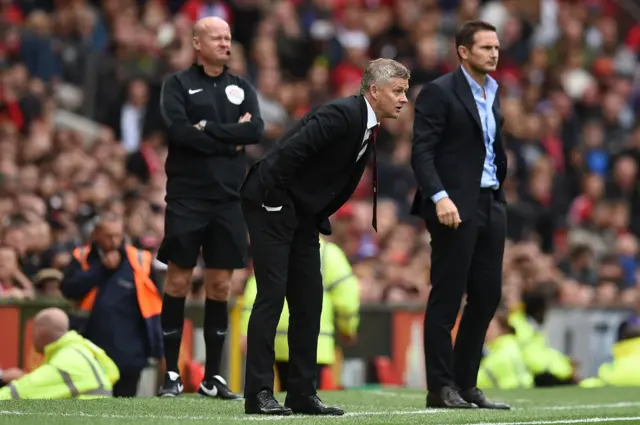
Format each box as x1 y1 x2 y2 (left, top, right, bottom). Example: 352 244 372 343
71 245 164 359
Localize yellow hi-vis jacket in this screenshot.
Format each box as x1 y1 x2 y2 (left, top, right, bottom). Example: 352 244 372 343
508 308 573 380
241 238 360 365
0 330 120 400
477 334 534 390
580 336 640 388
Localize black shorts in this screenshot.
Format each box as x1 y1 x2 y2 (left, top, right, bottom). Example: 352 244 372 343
157 200 248 270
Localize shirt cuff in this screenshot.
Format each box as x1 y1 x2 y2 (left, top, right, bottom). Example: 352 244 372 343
431 190 449 203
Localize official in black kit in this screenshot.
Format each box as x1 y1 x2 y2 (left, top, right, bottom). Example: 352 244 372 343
240 58 410 416
156 17 264 399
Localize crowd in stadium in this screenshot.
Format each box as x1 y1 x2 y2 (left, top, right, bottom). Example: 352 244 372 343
0 0 638 315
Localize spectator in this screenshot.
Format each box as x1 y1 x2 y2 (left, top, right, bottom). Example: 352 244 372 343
0 0 634 317
33 268 64 298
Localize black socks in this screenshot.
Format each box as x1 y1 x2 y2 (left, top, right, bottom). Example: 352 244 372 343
161 294 186 373
204 299 228 379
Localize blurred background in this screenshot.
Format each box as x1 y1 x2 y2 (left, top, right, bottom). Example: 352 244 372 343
0 0 639 394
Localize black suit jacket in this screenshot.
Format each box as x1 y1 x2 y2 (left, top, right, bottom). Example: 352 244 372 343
410 67 507 222
241 95 373 235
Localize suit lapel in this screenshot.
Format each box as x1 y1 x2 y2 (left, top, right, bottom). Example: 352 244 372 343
358 95 368 143
351 96 368 161
492 95 503 129
492 92 506 150
453 68 482 131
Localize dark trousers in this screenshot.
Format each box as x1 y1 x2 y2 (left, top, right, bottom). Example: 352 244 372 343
424 189 506 391
242 199 323 397
113 369 142 397
275 362 324 392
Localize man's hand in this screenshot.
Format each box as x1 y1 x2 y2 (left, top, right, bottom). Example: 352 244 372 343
1 368 24 383
338 333 357 346
101 250 121 269
571 359 581 383
5 287 24 300
240 335 247 355
235 113 251 151
435 197 461 229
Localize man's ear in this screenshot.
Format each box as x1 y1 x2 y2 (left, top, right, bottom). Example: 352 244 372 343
458 45 469 61
370 84 379 100
192 37 200 51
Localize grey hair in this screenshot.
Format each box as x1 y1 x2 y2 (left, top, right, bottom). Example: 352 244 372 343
360 59 411 95
84 211 123 238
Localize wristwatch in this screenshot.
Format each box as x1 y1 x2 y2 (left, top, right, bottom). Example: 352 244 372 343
198 120 206 130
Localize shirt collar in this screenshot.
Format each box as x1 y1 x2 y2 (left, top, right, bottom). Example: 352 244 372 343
363 96 379 129
460 65 498 96
191 62 229 79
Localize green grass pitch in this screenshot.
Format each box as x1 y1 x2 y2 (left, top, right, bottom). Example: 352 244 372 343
1 387 639 424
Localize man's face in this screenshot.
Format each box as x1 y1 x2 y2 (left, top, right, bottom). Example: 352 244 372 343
93 220 124 252
193 23 232 65
41 280 63 298
33 324 45 353
460 30 500 74
0 247 17 280
3 227 25 255
373 77 409 119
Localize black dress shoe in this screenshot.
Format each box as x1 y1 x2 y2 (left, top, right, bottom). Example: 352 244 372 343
244 390 293 415
426 386 476 409
461 387 510 410
285 393 344 415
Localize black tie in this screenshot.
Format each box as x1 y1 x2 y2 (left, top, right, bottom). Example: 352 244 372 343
370 125 379 232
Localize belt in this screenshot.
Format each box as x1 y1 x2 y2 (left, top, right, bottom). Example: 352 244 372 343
479 187 499 200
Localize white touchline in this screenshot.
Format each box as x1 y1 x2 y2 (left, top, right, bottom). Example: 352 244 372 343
466 418 640 425
540 402 640 411
367 393 640 412
0 411 206 420
1 402 640 422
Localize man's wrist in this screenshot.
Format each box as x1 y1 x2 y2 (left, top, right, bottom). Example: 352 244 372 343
431 190 449 204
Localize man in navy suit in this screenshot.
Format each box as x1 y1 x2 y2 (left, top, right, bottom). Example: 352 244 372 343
411 20 510 410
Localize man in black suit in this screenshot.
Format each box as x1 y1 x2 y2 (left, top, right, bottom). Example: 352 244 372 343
241 58 410 416
410 20 510 410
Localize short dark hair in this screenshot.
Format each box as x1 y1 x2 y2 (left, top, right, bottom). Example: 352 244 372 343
455 20 497 58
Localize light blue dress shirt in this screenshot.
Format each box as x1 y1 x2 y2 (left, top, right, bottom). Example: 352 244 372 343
431 66 500 203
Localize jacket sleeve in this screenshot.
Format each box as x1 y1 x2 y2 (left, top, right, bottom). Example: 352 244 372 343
204 79 265 145
0 364 70 400
267 103 350 190
60 257 109 301
240 275 258 337
411 82 448 202
82 338 121 386
160 75 237 156
324 243 360 337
